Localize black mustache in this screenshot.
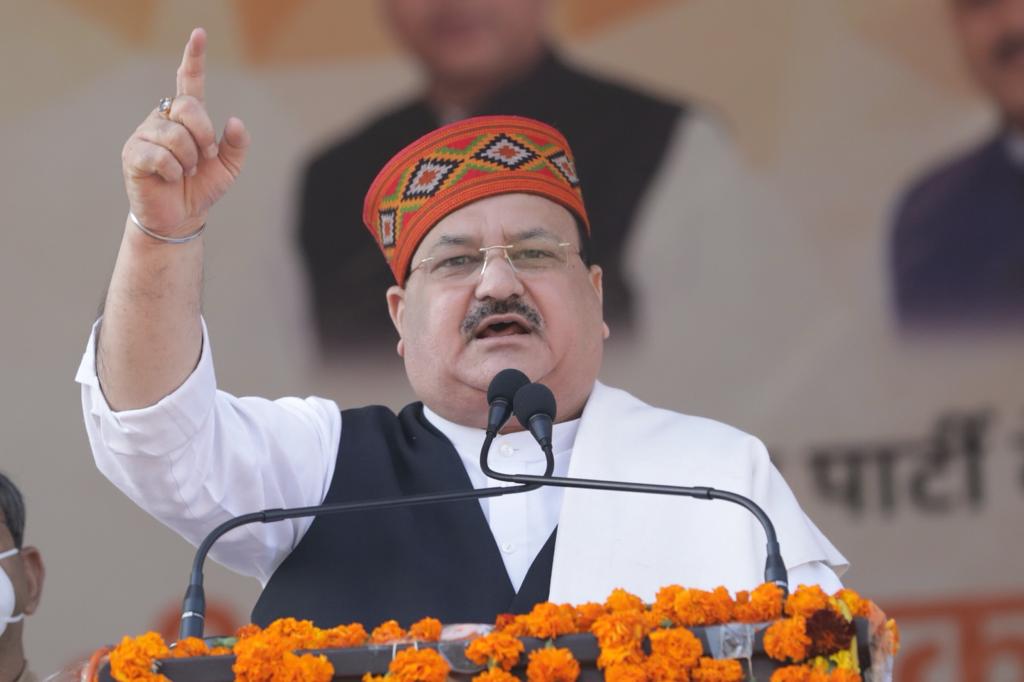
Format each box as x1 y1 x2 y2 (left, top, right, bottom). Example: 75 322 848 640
994 32 1024 66
461 298 543 338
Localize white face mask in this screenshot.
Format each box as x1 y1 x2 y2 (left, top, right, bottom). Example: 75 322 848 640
0 548 24 637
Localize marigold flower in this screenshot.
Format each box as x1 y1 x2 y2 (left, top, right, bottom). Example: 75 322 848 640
169 637 209 658
596 645 646 670
363 674 388 682
652 585 684 624
323 622 369 648
523 602 577 640
672 587 734 627
833 589 869 618
109 632 171 682
409 617 443 642
209 646 232 656
235 623 261 640
734 583 784 623
648 627 703 668
605 588 646 613
387 647 450 682
764 616 811 662
604 662 649 682
280 651 333 682
884 618 900 656
805 610 855 657
472 669 520 682
769 666 813 682
828 670 861 682
372 620 408 643
526 646 581 682
689 657 744 682
644 653 691 682
572 602 606 630
465 631 525 671
493 613 517 630
785 585 830 619
591 610 650 652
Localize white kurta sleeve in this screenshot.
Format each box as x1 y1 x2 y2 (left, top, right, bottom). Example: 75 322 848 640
76 318 341 584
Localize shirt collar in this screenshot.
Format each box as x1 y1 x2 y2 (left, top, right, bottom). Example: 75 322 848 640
422 405 580 463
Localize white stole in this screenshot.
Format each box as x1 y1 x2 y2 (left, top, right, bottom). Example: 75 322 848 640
548 382 847 603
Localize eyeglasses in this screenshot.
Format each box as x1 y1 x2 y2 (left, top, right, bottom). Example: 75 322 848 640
409 235 580 283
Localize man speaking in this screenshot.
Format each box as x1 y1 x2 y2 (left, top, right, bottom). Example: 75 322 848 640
77 29 846 627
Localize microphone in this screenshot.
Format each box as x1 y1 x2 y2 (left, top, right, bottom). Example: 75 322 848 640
512 383 556 452
486 368 530 435
479 378 791 596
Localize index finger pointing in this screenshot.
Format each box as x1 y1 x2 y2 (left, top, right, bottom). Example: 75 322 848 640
176 27 207 101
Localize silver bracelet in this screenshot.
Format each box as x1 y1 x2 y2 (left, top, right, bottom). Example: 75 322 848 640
128 211 206 244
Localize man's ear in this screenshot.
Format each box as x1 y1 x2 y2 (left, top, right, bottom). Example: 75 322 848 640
588 265 610 339
386 285 406 357
18 546 43 615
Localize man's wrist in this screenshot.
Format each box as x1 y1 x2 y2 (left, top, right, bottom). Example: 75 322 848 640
128 212 207 244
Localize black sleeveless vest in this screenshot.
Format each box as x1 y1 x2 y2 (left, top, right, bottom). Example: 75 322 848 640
251 403 557 626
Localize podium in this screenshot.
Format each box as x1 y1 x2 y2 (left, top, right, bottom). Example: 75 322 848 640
97 618 877 681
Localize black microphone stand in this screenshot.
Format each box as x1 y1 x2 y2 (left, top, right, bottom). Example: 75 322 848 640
179 475 546 639
180 425 785 638
478 432 790 596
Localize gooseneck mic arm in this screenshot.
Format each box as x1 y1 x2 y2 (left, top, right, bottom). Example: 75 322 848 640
479 379 789 596
180 470 543 639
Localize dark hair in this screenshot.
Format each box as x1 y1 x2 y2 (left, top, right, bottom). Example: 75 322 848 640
0 473 25 549
574 215 592 267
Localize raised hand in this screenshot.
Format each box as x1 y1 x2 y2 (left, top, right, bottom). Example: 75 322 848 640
121 28 250 239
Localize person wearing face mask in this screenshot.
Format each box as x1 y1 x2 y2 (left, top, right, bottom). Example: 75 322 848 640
78 30 846 627
0 474 44 682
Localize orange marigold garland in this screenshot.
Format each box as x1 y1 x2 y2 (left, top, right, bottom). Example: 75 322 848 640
690 657 744 682
108 632 171 682
605 588 646 613
572 602 606 630
648 627 703 669
104 582 894 682
591 610 649 669
604 662 650 682
522 602 578 640
323 622 369 648
168 637 210 658
673 587 734 627
472 669 521 682
644 653 692 682
785 586 830 619
408 617 443 642
526 646 582 682
652 585 685 625
371 620 408 643
386 647 450 682
231 618 335 682
734 583 784 623
465 631 525 671
764 615 811 663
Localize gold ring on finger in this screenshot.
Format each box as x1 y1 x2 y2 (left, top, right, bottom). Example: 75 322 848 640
157 96 174 119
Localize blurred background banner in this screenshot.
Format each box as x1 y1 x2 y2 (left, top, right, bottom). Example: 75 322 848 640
2 1 1022 680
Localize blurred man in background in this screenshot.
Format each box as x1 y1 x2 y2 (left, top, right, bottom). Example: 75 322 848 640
299 0 725 355
0 474 44 682
890 0 1024 329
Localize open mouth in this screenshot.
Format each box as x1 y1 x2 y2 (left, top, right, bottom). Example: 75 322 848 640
474 316 534 340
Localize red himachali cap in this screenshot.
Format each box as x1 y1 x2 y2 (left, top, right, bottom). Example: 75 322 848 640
363 115 591 286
